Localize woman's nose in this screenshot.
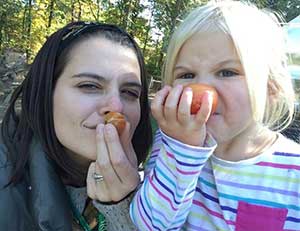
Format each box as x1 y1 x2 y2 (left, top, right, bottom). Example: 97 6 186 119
99 96 123 114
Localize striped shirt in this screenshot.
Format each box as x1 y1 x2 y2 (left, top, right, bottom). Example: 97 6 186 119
130 130 300 231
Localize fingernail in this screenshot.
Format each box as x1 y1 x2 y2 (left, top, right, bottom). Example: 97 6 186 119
184 87 192 93
104 124 114 136
96 124 104 134
206 91 213 103
186 88 193 103
176 84 183 90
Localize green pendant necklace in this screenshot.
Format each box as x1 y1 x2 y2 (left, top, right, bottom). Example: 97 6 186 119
70 198 107 231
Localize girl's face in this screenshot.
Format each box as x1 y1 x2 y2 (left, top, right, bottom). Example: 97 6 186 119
173 30 257 150
53 37 142 163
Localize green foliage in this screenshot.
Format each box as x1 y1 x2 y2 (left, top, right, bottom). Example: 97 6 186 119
0 0 299 79
249 0 300 22
0 0 23 52
145 0 207 78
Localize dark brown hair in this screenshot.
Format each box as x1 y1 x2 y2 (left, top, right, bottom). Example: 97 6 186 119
1 21 152 186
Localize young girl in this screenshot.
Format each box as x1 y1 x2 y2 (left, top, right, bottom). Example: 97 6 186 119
130 1 300 230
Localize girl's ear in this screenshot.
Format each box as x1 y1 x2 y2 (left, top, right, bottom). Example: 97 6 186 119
267 79 283 108
267 79 282 99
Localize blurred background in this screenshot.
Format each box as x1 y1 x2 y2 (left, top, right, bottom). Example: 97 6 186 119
282 13 300 142
0 0 299 140
286 14 300 92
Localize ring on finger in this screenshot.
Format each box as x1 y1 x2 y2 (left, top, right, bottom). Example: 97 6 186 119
93 172 104 182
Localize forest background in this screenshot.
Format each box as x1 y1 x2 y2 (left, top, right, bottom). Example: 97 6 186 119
0 0 299 140
1 0 300 80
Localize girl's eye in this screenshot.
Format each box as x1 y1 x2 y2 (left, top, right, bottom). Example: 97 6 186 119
176 73 195 79
218 69 239 77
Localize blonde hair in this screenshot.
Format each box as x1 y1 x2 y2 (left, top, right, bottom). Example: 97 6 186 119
162 0 295 131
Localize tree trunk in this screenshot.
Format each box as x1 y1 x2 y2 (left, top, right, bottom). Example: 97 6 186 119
96 0 100 21
129 0 140 30
122 0 133 30
77 0 82 21
25 0 32 62
71 0 75 22
0 13 5 50
47 0 55 28
142 7 154 55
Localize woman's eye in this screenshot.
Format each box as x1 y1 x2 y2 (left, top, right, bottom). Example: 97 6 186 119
218 69 239 77
176 73 195 79
121 89 140 100
78 83 101 91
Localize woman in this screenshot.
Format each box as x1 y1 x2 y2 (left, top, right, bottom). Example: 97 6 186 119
0 21 152 231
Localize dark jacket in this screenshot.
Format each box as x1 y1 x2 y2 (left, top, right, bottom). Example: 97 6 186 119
0 138 73 231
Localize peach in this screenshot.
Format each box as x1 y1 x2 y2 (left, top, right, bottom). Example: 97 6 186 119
184 83 218 115
104 112 126 135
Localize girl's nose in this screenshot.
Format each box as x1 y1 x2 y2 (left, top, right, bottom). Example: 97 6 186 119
195 75 213 86
99 96 123 115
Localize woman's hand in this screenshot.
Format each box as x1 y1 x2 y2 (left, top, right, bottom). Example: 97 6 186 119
151 85 213 146
86 123 140 202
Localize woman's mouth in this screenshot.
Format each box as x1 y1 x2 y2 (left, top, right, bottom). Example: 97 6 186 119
83 124 97 129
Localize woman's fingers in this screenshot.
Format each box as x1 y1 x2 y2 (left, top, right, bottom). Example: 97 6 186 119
103 124 139 189
87 162 110 201
86 162 96 199
90 123 139 202
94 124 123 201
96 123 122 181
119 122 137 168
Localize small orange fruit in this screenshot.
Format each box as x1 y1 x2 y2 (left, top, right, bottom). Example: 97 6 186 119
184 83 218 115
104 112 126 135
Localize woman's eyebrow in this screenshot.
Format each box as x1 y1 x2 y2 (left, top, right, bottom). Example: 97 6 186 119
72 73 106 81
122 81 142 89
72 72 142 89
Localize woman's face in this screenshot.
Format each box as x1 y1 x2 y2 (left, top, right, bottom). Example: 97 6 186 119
53 37 142 163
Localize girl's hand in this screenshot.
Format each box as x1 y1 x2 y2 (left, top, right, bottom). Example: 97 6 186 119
86 123 140 202
151 85 213 146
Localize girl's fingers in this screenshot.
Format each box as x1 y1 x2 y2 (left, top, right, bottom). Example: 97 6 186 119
151 85 171 122
195 91 213 125
163 85 183 122
177 87 193 125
